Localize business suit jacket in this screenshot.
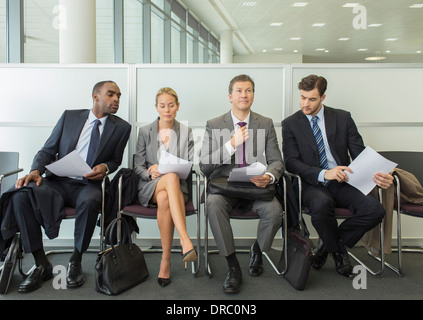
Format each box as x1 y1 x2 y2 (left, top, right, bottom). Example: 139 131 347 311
200 110 284 180
134 118 193 206
282 106 365 187
31 109 131 178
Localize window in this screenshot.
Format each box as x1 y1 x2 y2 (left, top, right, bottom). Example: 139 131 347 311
124 0 143 63
24 0 59 63
0 0 6 62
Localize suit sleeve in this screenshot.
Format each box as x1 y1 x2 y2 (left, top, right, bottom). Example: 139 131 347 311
264 119 284 180
282 118 322 185
133 127 151 181
199 120 233 178
31 111 67 174
105 122 131 174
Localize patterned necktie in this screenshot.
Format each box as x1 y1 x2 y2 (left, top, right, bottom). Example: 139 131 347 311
312 116 329 185
237 122 247 167
86 119 101 167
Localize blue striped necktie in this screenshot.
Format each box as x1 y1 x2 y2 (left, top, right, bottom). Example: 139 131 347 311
86 119 101 167
312 116 329 185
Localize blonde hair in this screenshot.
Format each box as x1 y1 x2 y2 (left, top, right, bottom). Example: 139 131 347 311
155 87 179 106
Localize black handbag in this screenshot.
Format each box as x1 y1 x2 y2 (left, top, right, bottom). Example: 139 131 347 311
278 221 313 290
95 217 149 295
209 177 276 201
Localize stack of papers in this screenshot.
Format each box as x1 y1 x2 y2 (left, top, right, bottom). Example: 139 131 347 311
45 150 93 177
228 162 267 182
345 146 397 195
158 150 193 180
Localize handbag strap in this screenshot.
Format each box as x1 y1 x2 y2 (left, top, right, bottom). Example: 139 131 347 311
105 217 133 248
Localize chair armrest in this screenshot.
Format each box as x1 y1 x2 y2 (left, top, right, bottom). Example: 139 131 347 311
0 168 24 183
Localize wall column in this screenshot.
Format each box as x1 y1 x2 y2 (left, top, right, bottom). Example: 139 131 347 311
59 0 96 63
220 30 233 64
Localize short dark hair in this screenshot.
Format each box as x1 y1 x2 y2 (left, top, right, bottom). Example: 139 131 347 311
228 74 255 94
92 80 117 97
298 75 327 96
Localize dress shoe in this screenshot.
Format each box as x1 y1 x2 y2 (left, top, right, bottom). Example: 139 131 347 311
312 240 329 270
248 246 263 277
18 264 53 293
182 248 198 270
66 260 85 288
158 277 171 287
223 267 242 294
333 252 356 279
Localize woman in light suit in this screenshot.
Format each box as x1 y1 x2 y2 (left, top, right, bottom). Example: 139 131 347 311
134 87 197 287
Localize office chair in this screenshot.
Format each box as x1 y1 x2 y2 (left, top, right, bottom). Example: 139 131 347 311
378 151 423 273
45 178 108 256
287 172 401 277
203 174 288 278
0 152 25 294
118 170 201 276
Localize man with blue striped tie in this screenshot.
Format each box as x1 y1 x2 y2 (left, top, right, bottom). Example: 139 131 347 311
282 75 393 279
1 81 131 293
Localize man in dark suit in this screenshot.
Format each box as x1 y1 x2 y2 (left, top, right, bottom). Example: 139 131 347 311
200 74 284 293
2 81 131 292
282 75 393 278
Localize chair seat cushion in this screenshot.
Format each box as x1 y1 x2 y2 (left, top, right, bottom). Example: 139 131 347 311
229 209 259 219
400 203 423 218
64 207 77 219
122 201 196 219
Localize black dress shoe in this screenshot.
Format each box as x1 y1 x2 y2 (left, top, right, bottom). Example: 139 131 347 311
333 252 356 279
248 246 263 277
312 239 329 270
223 267 242 294
18 264 53 293
66 260 85 288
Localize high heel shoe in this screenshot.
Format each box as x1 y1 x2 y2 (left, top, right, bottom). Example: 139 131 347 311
158 277 171 287
182 249 198 270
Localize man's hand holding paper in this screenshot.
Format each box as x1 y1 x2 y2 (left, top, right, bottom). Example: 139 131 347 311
344 146 396 195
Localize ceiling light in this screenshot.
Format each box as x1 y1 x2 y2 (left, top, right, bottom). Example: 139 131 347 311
385 38 399 41
293 50 298 53
357 48 368 51
312 23 326 27
274 48 283 51
315 48 326 51
365 56 386 61
338 37 350 41
292 3 308 7
409 4 423 8
241 1 256 6
368 23 382 27
343 3 359 8
290 37 301 40
262 49 267 52
270 22 283 26
417 50 422 53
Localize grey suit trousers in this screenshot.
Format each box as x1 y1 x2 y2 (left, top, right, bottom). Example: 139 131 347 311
207 194 282 257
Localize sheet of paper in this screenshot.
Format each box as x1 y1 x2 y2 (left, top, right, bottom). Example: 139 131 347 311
158 150 193 180
45 150 93 177
345 146 397 195
228 162 267 182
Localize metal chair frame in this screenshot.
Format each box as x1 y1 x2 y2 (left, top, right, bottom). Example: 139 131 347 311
203 174 288 278
286 172 401 277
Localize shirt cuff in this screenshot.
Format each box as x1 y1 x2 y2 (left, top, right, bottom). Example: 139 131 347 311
318 169 327 183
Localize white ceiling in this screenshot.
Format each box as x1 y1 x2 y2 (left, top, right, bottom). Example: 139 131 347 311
179 0 423 63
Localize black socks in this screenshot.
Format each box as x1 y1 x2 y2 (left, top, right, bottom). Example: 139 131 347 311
32 248 49 267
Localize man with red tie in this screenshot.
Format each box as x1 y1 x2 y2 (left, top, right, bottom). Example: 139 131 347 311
200 74 284 294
